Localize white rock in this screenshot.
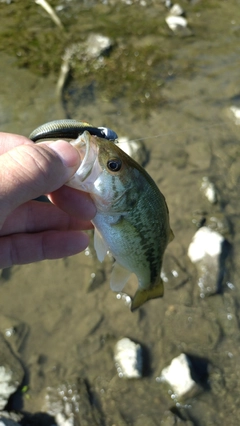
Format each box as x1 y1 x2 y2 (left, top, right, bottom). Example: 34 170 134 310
114 338 142 378
86 34 112 59
200 177 218 204
118 137 139 157
188 226 224 263
169 4 184 16
165 0 172 8
117 137 148 166
0 367 21 410
188 227 226 297
157 354 196 397
55 412 74 426
229 106 240 125
165 15 188 31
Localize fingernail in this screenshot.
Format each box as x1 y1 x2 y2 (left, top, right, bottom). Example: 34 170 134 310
48 140 80 169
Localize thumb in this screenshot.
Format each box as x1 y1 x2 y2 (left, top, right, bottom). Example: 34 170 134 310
0 140 80 227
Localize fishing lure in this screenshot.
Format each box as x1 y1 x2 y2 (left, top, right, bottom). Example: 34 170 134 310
29 119 118 142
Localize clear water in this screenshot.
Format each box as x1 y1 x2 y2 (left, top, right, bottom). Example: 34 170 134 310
0 1 240 424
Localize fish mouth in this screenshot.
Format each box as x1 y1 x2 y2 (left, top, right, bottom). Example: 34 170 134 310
67 131 100 191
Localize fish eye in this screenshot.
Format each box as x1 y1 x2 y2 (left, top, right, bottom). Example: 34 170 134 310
107 158 122 172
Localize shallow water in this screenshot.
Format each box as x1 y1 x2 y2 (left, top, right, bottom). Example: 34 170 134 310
0 1 240 424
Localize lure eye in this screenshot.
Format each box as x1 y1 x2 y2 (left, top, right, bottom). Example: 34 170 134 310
107 158 122 172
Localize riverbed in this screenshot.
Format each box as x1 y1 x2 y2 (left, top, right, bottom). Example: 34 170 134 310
0 1 240 425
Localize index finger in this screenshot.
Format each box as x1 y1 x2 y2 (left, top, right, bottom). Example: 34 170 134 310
0 132 33 154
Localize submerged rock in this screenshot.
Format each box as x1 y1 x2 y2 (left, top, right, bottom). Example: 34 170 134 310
165 3 192 36
165 15 188 31
169 3 184 16
85 34 113 59
156 353 198 399
0 314 29 353
0 419 20 426
228 105 240 125
0 411 22 426
117 137 149 166
188 226 228 298
200 177 218 204
114 337 142 378
44 378 102 425
0 335 24 410
161 410 194 425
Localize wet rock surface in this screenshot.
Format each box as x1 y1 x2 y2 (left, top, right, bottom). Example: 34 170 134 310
0 1 240 425
0 335 24 410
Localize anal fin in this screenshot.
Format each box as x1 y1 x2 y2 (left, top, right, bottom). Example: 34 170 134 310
110 262 132 292
94 228 108 262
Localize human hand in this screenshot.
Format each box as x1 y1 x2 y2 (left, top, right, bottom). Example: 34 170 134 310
0 132 96 269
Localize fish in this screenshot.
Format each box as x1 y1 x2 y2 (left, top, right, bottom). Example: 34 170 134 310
67 131 174 311
30 123 173 311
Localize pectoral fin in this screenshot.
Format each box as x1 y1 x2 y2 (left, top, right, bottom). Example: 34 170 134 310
110 262 132 292
131 278 164 312
94 228 108 262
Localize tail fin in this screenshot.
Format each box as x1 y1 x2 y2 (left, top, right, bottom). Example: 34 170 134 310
131 278 164 312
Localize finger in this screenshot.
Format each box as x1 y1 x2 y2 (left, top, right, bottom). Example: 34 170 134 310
0 132 32 153
0 139 81 227
48 186 96 221
0 230 89 269
0 200 93 236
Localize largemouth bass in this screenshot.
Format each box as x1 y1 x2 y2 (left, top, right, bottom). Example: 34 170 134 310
30 124 173 311
70 131 173 311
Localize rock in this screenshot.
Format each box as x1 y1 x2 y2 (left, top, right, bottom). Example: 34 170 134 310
165 15 188 31
228 105 240 125
165 5 192 36
165 0 172 8
188 226 224 263
188 226 227 297
0 412 22 426
117 137 149 166
85 34 112 59
169 4 184 16
156 353 197 398
0 419 20 426
200 177 218 204
55 413 74 426
114 337 142 378
44 378 102 425
0 335 24 410
0 314 29 353
161 410 194 425
57 34 113 93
